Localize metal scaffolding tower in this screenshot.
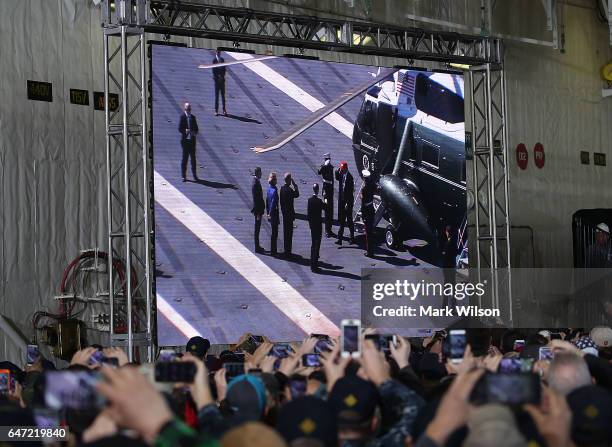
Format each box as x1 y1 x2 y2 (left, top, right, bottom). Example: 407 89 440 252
469 64 512 311
101 0 510 350
103 22 153 361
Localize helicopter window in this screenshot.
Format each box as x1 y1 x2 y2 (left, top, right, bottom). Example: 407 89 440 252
361 101 377 136
414 74 464 124
421 143 440 169
460 159 466 182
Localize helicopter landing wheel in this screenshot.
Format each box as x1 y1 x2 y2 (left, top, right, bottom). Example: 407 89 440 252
385 225 399 249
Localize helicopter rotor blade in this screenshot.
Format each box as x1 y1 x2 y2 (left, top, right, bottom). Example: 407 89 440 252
252 67 397 154
198 55 278 69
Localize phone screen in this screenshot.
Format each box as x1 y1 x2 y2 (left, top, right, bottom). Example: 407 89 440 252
154 362 197 383
343 324 359 353
498 358 522 374
475 373 541 406
538 347 553 361
159 349 177 362
27 345 40 365
302 353 321 367
270 344 292 358
0 370 10 394
289 377 307 399
449 330 466 360
89 349 105 366
513 340 525 352
44 371 104 409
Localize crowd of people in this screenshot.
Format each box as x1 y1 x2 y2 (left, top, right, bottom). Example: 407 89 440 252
1 326 612 447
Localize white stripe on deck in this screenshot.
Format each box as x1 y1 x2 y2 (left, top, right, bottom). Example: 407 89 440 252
154 170 341 338
227 52 354 139
157 292 202 339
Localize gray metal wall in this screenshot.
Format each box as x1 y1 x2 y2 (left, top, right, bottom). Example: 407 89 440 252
1 0 611 353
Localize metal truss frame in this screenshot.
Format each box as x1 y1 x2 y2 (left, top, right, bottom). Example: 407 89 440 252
469 64 512 312
104 24 153 361
142 1 502 64
102 1 510 351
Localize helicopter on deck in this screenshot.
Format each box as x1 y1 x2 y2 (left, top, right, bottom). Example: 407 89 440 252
199 53 468 266
250 63 468 265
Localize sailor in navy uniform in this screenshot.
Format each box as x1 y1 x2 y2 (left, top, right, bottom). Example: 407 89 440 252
360 169 375 258
212 50 227 116
251 167 265 253
317 153 334 237
307 183 324 272
335 161 355 246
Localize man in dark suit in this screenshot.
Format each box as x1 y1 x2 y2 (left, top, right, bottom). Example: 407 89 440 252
335 161 355 246
307 183 324 272
212 50 227 116
360 169 375 258
317 153 334 238
251 167 265 253
178 102 199 182
280 172 300 259
266 172 280 256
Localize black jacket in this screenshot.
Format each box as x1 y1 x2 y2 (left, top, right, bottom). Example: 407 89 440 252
335 169 354 204
251 177 265 215
178 113 199 142
307 195 324 229
280 183 300 221
212 55 226 82
318 163 334 184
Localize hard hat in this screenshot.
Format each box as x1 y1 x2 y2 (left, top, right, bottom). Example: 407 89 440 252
596 222 610 234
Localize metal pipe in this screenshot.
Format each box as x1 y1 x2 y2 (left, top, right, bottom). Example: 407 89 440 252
120 25 134 361
104 32 115 344
140 32 153 362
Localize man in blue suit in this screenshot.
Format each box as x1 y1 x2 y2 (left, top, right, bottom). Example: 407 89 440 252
266 172 280 256
178 102 199 182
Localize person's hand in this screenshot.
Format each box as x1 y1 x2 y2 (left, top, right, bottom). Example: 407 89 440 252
81 409 118 444
97 366 173 444
278 352 301 377
7 381 25 408
320 338 351 392
260 355 276 374
70 347 97 368
390 335 411 369
103 347 129 367
181 354 213 409
550 339 583 357
446 345 476 375
214 368 228 401
524 388 573 447
533 360 550 378
424 368 485 445
298 337 318 356
481 351 502 373
25 357 43 373
360 340 391 386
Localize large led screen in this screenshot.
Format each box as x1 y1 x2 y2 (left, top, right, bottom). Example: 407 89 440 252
151 45 467 345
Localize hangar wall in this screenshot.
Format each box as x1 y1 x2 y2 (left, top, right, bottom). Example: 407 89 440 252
1 0 611 357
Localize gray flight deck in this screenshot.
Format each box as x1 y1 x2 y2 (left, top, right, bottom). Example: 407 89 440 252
152 45 433 345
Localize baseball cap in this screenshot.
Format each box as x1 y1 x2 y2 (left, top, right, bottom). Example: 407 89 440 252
221 422 287 447
328 375 380 428
464 404 526 447
225 374 267 423
596 222 610 233
362 169 371 178
276 395 337 447
590 326 612 348
185 336 210 359
567 385 612 445
573 336 599 357
323 153 331 160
